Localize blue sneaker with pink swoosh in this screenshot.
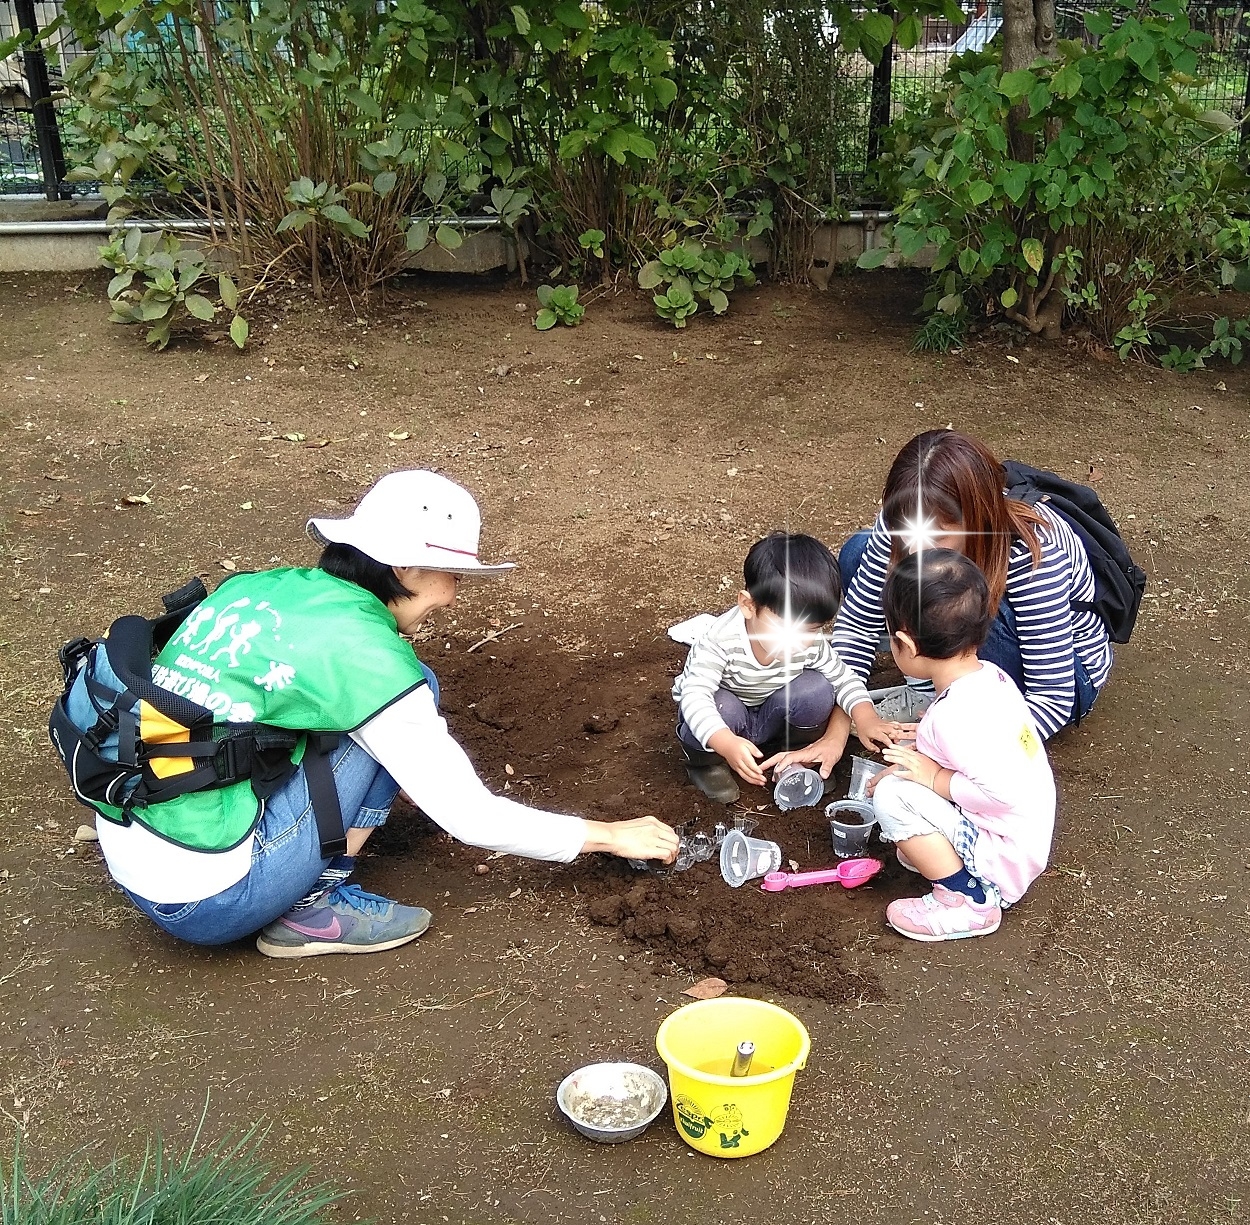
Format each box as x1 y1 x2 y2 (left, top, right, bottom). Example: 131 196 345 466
256 883 432 958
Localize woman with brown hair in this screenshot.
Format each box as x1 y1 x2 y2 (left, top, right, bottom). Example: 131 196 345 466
767 430 1113 779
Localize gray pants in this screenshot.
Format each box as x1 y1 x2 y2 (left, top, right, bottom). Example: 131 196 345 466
677 668 836 755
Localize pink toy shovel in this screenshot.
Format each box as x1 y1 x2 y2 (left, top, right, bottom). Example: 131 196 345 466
760 858 883 892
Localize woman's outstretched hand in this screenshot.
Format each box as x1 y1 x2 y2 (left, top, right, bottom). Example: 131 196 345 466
583 816 680 863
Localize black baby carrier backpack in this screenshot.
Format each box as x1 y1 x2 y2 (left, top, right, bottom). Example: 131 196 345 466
48 577 348 857
1003 460 1147 645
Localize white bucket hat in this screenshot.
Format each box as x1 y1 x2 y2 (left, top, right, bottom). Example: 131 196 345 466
307 470 514 578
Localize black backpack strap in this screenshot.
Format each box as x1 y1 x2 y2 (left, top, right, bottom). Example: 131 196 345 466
303 733 348 859
103 615 213 733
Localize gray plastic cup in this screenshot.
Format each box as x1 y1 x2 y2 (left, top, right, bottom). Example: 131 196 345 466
773 764 825 811
720 829 784 887
826 799 877 859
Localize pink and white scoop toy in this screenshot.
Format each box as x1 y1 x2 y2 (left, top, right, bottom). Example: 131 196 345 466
760 858 883 892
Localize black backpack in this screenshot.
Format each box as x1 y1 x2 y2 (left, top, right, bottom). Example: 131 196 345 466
1003 460 1147 645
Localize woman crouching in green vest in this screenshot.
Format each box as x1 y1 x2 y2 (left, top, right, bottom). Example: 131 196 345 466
87 470 681 958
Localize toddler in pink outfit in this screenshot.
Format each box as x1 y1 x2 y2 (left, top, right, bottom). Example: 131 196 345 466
868 548 1056 941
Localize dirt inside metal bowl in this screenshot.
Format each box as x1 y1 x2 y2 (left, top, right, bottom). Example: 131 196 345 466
556 1062 668 1142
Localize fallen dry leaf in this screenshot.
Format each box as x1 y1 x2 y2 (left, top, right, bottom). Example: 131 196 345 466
504 763 515 776
1088 466 1103 483
218 559 238 572
18 508 40 516
683 977 728 1000
194 373 210 383
387 430 410 441
508 887 522 899
43 472 67 481
282 432 307 442
123 493 152 506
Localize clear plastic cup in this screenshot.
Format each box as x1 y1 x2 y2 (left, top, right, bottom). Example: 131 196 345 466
720 830 784 887
825 799 877 859
848 756 888 801
772 764 825 811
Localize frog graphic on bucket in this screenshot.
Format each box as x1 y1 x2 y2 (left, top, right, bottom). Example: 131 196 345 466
675 1095 749 1149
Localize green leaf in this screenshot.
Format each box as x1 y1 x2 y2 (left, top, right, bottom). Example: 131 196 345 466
510 5 530 35
107 271 134 298
435 224 463 250
1022 238 1045 273
553 0 587 29
967 180 994 207
1002 165 1031 204
706 289 729 314
857 246 890 270
406 219 430 252
423 172 447 204
184 294 216 321
999 70 1035 101
145 322 171 350
895 13 923 49
230 314 249 349
1052 62 1083 99
637 260 665 289
219 274 239 312
958 247 979 275
276 210 313 233
1001 285 1019 309
1027 82 1051 117
534 308 557 330
321 204 370 239
373 171 397 197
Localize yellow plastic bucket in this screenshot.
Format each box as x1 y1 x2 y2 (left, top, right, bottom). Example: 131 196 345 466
655 998 810 1158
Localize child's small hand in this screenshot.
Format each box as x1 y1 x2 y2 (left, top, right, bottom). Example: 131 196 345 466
853 704 910 752
716 734 767 786
881 744 944 790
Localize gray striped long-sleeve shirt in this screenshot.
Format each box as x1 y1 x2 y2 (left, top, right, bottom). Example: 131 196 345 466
672 607 873 748
830 504 1113 739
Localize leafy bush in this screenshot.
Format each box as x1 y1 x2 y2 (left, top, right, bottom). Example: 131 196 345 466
638 236 757 324
864 0 1250 358
101 229 248 350
535 284 585 329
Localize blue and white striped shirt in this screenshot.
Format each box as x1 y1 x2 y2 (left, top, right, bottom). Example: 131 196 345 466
831 503 1113 739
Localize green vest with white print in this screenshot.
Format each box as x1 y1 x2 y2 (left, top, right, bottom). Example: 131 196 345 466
131 567 427 852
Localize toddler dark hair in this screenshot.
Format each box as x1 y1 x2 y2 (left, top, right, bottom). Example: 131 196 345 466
884 548 992 659
743 532 841 624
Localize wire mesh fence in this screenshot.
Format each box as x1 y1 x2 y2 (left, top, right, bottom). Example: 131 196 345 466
1 0 1248 202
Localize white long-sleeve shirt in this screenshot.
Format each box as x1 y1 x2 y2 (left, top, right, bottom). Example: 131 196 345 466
672 606 872 749
96 686 586 904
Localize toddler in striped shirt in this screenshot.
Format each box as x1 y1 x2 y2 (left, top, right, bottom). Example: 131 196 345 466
673 532 898 804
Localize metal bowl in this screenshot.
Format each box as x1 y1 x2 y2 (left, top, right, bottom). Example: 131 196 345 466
556 1062 668 1143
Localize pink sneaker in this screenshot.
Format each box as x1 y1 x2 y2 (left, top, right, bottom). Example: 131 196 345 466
886 884 1001 942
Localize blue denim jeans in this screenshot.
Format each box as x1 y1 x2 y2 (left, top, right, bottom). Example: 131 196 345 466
128 740 399 946
838 532 1098 727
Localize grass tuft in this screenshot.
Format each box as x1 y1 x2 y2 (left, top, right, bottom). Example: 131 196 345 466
1 1122 349 1225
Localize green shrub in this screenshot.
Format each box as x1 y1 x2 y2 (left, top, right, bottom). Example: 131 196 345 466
100 229 248 350
638 237 756 325
864 0 1250 360
535 284 585 329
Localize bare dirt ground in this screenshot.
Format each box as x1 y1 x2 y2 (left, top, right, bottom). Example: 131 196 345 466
1 268 1249 1224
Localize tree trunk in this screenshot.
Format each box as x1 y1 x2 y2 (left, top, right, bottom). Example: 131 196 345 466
1001 0 1063 333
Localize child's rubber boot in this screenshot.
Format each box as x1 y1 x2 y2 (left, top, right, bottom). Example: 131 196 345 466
681 747 740 804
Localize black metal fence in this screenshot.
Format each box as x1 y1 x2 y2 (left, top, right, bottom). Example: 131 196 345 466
2 0 1249 201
